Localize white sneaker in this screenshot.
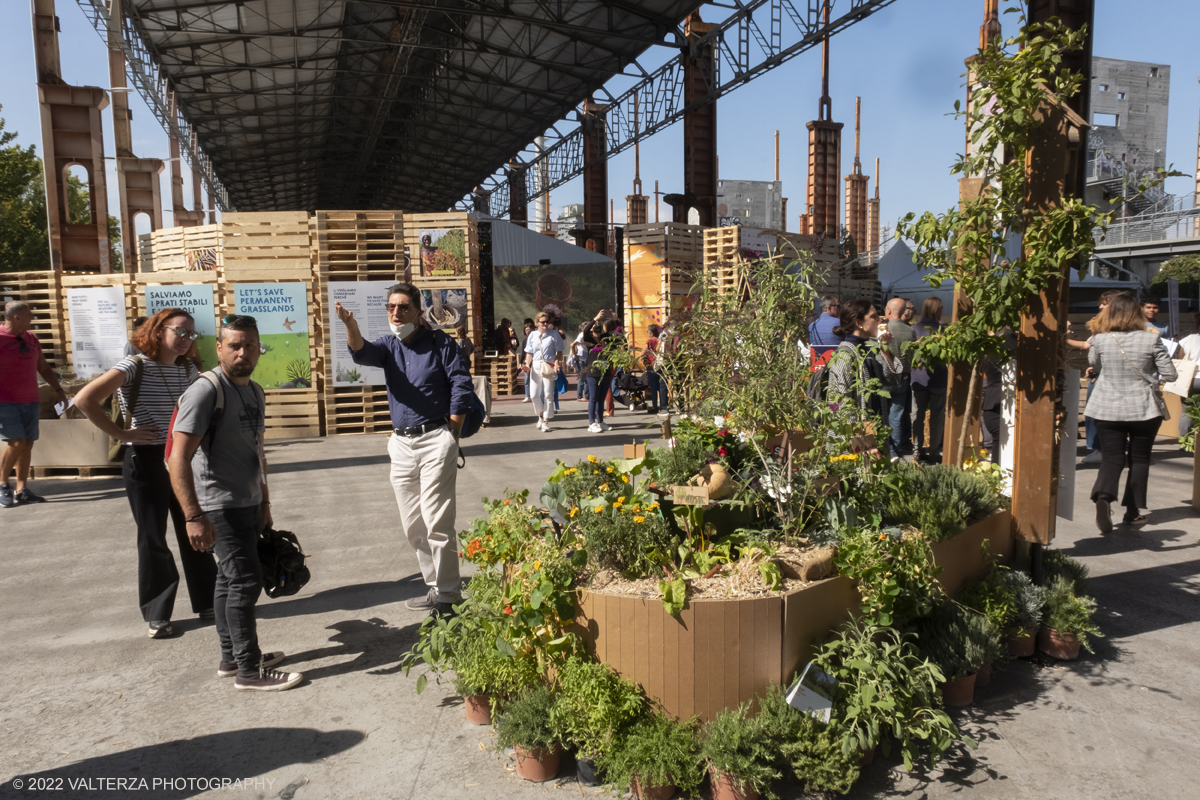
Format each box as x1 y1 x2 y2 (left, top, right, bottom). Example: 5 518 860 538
588 423 602 433
541 421 552 432
1081 450 1103 464
535 419 545 431
599 422 612 432
521 397 531 403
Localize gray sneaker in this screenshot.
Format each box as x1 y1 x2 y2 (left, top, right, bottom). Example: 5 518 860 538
0 483 13 509
405 587 439 611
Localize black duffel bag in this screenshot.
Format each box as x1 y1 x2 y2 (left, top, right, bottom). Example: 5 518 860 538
258 527 311 599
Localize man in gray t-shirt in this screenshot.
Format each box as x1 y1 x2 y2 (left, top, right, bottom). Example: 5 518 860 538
169 315 302 692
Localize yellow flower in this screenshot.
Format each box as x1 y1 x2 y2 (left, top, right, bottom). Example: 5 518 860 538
594 470 600 475
648 502 660 510
569 506 579 518
600 483 610 492
621 475 630 483
533 560 542 571
633 516 646 524
631 505 642 513
588 455 598 463
606 467 614 473
594 506 604 513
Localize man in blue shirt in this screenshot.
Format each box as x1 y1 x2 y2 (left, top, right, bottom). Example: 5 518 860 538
807 294 843 364
1142 300 1169 338
335 283 473 616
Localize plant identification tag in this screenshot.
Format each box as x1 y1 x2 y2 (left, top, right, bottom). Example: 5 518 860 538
624 443 647 459
785 662 836 724
670 484 710 506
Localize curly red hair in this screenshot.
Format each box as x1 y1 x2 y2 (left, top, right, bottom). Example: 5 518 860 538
131 308 195 360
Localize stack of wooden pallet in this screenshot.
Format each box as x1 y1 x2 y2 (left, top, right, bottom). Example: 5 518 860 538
701 226 818 297
482 353 519 396
0 271 66 370
623 222 705 353
325 385 394 436
136 224 223 272
312 210 407 281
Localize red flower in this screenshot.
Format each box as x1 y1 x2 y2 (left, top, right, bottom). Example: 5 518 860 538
504 605 514 615
718 447 728 456
718 428 729 436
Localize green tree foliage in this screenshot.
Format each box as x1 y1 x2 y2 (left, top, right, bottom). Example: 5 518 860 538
1150 254 1200 296
0 107 122 272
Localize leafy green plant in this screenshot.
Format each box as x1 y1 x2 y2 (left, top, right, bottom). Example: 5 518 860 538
495 685 560 751
699 703 781 799
602 711 704 796
912 603 991 680
834 527 943 628
816 620 965 769
549 656 644 759
285 358 311 383
1039 549 1089 595
1042 576 1104 653
1001 568 1045 629
884 463 1002 542
957 576 1019 634
1151 253 1200 296
756 683 861 795
1181 396 1199 454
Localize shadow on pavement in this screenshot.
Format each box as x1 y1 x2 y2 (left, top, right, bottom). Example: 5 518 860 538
282 617 421 680
5 728 365 799
257 576 426 619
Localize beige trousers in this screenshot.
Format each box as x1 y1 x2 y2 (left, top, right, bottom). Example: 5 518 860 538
387 427 461 596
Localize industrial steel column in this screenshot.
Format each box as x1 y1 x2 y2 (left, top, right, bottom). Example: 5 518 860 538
508 159 528 228
867 158 881 255
626 93 648 225
844 97 869 255
682 12 718 227
33 0 113 273
581 97 609 255
805 1 843 240
167 91 204 227
1011 0 1094 546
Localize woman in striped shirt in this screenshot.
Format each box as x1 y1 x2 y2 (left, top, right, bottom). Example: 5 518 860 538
75 308 218 639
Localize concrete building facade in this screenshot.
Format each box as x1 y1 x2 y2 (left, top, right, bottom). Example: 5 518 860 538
716 179 784 229
1087 57 1170 209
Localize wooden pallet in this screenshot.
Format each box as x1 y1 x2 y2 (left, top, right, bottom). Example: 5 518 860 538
222 212 311 282
60 273 136 378
263 388 322 440
0 270 66 370
404 212 480 279
312 210 407 281
137 224 223 272
324 385 394 435
31 465 121 479
481 353 519 395
623 222 705 352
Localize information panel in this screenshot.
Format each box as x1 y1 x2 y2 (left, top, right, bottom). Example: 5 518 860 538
66 286 128 378
326 281 394 386
231 283 312 389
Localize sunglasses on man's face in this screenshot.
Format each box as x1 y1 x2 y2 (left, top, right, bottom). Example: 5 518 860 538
386 302 414 313
222 314 256 325
167 326 201 341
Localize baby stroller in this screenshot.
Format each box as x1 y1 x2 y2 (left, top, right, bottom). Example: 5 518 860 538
612 369 649 411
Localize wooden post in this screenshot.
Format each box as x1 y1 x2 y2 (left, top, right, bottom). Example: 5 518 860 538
942 177 985 467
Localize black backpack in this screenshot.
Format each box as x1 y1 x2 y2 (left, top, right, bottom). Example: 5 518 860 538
257 528 310 599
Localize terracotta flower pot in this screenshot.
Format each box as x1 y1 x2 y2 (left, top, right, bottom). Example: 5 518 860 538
1039 626 1082 661
632 775 677 800
514 744 561 782
858 747 876 767
1005 626 1038 658
463 694 492 725
975 659 992 688
710 768 759 800
942 673 977 708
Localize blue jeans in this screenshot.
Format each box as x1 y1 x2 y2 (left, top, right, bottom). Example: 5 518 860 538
645 369 668 410
576 371 590 399
1084 380 1097 450
586 371 614 425
0 402 40 441
886 375 912 451
211 504 265 675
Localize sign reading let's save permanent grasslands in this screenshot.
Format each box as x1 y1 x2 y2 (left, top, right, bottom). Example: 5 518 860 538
232 283 311 389
143 284 217 371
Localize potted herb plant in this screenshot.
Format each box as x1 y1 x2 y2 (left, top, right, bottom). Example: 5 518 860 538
495 686 563 782
815 619 964 768
756 684 862 795
956 574 1017 686
1000 569 1044 658
913 603 990 707
1039 576 1104 660
549 656 644 785
699 703 780 800
604 711 703 800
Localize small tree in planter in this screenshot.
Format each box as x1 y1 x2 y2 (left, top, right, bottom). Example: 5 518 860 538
603 711 704 799
548 656 645 785
495 686 564 782
815 619 965 769
699 703 781 800
913 603 991 707
1040 576 1104 660
756 684 861 796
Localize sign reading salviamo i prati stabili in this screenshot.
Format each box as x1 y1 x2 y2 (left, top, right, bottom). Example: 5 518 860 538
143 284 217 371
232 283 312 389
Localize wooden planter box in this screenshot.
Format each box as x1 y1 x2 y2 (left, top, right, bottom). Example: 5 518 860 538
1192 452 1199 512
575 510 1013 721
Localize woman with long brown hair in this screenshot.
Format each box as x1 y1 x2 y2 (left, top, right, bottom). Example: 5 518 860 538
1084 293 1177 533
75 308 217 638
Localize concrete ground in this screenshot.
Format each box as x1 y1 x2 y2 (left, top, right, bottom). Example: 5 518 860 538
1 392 1197 800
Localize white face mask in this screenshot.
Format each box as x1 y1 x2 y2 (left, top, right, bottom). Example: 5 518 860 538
389 321 416 340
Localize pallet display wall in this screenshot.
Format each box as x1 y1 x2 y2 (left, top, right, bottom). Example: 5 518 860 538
481 353 519 396
623 222 705 353
61 273 136 378
137 224 223 272
312 210 406 280
221 212 311 282
0 271 66 370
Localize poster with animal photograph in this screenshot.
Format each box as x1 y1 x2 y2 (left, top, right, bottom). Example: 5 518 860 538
231 282 312 389
185 247 219 271
420 288 469 330
418 229 467 276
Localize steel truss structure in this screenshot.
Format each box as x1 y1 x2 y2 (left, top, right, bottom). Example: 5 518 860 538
72 1 893 214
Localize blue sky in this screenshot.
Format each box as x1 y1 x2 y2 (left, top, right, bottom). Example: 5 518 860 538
1 0 1196 237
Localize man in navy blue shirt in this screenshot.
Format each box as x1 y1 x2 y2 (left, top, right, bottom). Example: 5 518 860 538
335 283 473 616
807 295 844 364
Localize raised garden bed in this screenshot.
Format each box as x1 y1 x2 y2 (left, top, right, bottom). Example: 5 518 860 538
575 510 1013 721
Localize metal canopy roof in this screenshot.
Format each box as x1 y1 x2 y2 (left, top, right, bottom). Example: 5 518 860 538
94 0 704 212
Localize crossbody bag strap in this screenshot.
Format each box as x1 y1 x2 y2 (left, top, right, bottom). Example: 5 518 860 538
1109 333 1159 392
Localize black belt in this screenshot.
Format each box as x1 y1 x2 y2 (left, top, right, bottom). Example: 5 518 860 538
393 422 446 438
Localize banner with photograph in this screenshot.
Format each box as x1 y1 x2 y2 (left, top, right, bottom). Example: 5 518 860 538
493 263 617 340
232 283 311 388
420 287 469 331
418 228 467 276
66 286 128 378
327 281 393 386
143 284 217 370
